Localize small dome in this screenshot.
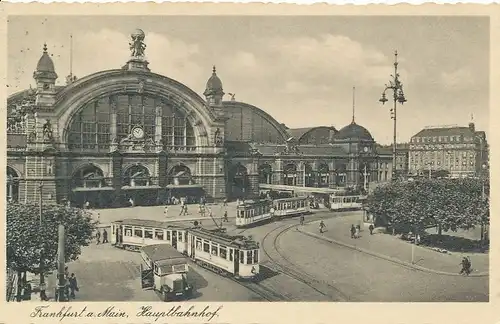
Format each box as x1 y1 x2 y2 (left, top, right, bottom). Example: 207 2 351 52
205 66 223 93
334 121 373 141
36 44 55 73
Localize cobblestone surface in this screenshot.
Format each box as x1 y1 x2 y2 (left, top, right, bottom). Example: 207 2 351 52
304 212 489 274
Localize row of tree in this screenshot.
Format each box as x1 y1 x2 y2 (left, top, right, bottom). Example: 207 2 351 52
7 203 96 301
366 177 489 237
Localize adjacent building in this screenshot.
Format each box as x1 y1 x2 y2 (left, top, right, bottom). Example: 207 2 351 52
408 123 488 178
7 29 399 207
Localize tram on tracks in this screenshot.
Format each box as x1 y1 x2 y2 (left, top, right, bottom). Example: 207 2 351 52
111 218 261 280
329 195 367 211
236 196 311 228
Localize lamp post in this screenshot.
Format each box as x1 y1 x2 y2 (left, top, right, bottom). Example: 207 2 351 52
363 164 369 192
379 50 407 181
38 182 47 301
480 163 488 246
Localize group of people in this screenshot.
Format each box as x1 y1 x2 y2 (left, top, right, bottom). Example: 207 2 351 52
95 228 109 245
55 266 80 301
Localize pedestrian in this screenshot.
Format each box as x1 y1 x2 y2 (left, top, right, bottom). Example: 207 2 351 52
96 230 101 245
102 229 108 244
128 197 135 207
460 257 472 275
164 205 168 217
23 281 32 300
84 201 90 209
355 225 360 239
350 224 356 239
223 210 228 222
300 215 305 226
223 198 228 206
68 273 79 299
319 220 326 234
369 224 374 235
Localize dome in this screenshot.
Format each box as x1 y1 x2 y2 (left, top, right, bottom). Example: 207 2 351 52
334 121 373 141
204 66 223 94
36 44 55 73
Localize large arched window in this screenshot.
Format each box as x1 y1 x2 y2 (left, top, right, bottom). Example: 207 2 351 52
304 163 314 187
72 164 106 189
318 163 329 187
123 165 151 187
68 94 196 152
283 163 297 186
6 166 19 202
258 164 273 184
335 164 347 187
168 165 193 186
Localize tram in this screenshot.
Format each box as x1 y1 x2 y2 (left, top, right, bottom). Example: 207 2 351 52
111 218 261 280
329 195 367 211
273 197 310 218
186 227 260 279
111 219 186 252
235 199 274 227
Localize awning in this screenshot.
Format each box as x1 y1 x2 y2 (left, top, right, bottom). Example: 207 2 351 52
166 184 203 189
121 185 161 190
72 187 114 192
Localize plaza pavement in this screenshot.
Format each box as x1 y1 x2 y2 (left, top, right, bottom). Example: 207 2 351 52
299 213 489 276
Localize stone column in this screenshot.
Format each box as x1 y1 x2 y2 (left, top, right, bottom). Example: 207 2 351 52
155 105 163 151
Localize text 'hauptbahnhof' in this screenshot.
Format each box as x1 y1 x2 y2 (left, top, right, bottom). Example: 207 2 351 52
7 29 406 208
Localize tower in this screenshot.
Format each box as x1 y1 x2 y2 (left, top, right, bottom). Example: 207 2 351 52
203 66 225 107
33 43 58 106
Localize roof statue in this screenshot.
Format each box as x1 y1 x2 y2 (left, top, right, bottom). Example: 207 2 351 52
129 29 146 58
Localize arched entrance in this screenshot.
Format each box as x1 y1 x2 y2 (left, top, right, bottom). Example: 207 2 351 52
167 165 204 204
317 163 329 187
304 163 314 187
335 164 347 187
6 166 19 202
122 165 158 206
283 163 297 186
258 164 273 184
229 163 249 199
71 164 113 208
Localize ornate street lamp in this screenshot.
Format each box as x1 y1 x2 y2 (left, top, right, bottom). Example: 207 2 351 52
379 50 407 181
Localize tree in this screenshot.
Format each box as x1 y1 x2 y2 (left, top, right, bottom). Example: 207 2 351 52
367 178 489 238
6 202 96 300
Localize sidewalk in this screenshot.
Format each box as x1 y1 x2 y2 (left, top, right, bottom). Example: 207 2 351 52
89 202 239 227
300 214 488 277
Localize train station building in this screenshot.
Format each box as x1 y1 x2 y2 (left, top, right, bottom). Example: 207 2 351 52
7 29 399 207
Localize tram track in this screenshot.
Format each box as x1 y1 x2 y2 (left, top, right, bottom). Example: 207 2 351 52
260 221 352 302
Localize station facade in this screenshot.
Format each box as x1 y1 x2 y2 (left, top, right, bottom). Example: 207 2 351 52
7 29 398 207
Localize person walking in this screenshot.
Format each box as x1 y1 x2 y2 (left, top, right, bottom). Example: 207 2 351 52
300 215 305 226
223 211 229 222
350 224 356 239
223 198 228 207
319 220 326 234
368 224 374 235
355 225 360 239
460 257 472 276
95 230 101 245
164 205 169 217
102 229 108 244
68 273 79 299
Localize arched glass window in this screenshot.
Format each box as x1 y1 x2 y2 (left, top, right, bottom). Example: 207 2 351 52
335 164 347 186
6 167 19 202
123 165 151 187
283 163 297 186
72 165 106 189
168 165 193 185
304 163 314 187
318 163 329 187
258 164 273 184
68 94 196 152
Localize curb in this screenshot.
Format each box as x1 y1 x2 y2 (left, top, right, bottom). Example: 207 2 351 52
297 227 488 277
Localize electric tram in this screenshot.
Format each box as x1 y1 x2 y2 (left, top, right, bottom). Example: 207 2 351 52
111 218 261 279
329 195 367 211
235 196 311 228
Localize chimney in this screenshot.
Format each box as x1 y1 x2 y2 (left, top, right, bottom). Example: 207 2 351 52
468 122 475 132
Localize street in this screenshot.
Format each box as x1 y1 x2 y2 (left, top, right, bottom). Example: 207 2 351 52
63 205 488 302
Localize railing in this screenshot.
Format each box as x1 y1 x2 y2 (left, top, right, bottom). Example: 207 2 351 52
6 268 17 302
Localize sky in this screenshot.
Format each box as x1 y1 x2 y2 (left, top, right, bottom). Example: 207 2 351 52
7 16 489 144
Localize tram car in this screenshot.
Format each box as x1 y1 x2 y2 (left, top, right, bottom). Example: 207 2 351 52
329 195 367 211
273 196 310 218
140 243 193 301
235 199 274 228
111 219 187 253
186 227 260 280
